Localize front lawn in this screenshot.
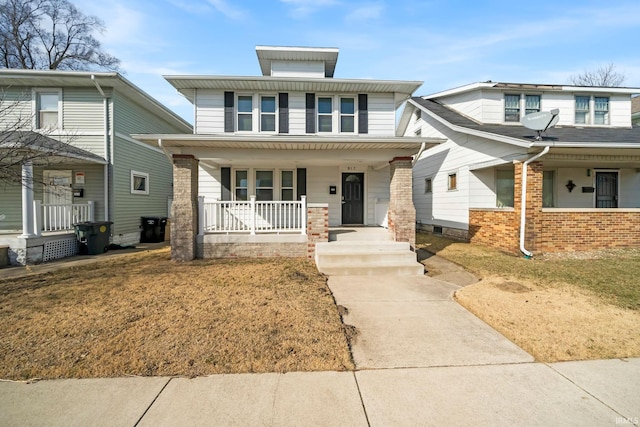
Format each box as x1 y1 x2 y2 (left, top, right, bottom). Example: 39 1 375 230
0 248 354 380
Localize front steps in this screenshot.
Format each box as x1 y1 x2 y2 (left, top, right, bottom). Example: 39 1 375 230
315 241 425 276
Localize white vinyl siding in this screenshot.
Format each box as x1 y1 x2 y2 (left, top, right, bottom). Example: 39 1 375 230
437 90 483 122
198 164 222 201
0 88 32 129
367 94 395 135
195 90 224 134
270 61 324 78
63 89 106 132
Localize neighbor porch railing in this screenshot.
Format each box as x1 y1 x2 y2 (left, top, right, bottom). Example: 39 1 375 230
199 196 306 235
33 200 95 233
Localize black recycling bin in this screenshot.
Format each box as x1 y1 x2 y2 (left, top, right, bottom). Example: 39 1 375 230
140 216 167 243
74 221 112 255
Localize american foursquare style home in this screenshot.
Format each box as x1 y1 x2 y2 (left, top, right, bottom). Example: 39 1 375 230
0 70 192 265
399 81 640 256
135 46 441 263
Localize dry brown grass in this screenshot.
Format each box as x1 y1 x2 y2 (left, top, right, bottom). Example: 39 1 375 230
417 232 640 362
0 248 354 380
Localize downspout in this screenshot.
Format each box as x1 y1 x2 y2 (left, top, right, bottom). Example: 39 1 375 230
91 75 110 222
519 146 550 258
412 142 426 166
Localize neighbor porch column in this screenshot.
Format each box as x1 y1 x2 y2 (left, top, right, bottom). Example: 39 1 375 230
19 161 36 238
171 154 199 261
388 156 416 250
514 161 544 255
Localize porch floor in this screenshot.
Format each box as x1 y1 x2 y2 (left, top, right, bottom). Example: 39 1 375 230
328 226 393 242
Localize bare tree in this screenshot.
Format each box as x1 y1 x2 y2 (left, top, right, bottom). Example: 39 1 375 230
570 63 626 87
0 0 120 71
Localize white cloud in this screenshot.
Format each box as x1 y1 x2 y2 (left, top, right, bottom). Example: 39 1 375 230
207 0 246 20
280 0 339 18
166 0 212 15
345 3 384 22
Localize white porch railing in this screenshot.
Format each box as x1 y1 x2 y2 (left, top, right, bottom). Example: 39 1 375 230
34 200 95 234
199 196 306 235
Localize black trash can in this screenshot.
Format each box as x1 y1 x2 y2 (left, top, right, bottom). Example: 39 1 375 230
140 216 167 243
74 221 113 255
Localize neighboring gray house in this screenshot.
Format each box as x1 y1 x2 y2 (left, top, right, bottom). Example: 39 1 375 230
0 70 192 265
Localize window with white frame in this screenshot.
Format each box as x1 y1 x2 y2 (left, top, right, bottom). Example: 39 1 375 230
525 95 540 115
496 169 514 207
281 170 294 201
575 96 590 124
255 170 274 201
237 95 253 131
36 91 60 129
340 97 355 132
448 173 457 190
235 170 248 200
424 178 432 194
131 171 149 195
504 94 520 122
317 97 332 132
543 170 555 207
260 95 276 132
594 96 609 125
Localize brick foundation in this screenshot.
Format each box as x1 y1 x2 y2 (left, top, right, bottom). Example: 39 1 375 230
307 203 329 259
389 157 416 249
199 241 307 258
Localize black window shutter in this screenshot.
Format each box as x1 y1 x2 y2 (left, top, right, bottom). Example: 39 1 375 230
224 92 234 132
279 93 289 134
358 94 368 134
305 93 315 133
296 168 307 201
221 167 231 201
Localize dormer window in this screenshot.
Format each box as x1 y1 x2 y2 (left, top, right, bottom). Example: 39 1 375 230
594 97 609 125
525 95 540 115
504 94 520 122
237 95 253 131
575 96 590 124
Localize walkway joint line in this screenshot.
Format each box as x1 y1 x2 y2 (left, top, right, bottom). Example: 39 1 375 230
133 377 173 427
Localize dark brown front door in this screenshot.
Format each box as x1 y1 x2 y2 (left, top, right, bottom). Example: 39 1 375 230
342 173 364 224
596 172 618 208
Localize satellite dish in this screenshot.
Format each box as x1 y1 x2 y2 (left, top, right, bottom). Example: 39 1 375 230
520 109 560 140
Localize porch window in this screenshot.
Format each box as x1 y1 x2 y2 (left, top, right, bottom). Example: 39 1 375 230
543 170 555 207
131 170 149 195
36 91 60 129
281 170 294 201
594 97 609 125
525 95 540 115
255 170 273 201
340 97 355 133
448 173 457 191
237 95 253 131
235 170 248 200
504 94 520 122
496 169 514 207
260 96 276 132
318 97 332 132
575 96 590 124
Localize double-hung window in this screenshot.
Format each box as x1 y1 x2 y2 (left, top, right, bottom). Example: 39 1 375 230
237 95 253 131
594 97 609 125
504 94 520 122
260 95 276 132
255 170 273 201
318 97 332 132
235 170 248 200
525 95 540 115
281 170 294 201
36 91 60 129
575 96 590 124
340 97 355 133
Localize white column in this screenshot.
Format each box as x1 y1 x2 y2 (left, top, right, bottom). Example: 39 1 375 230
19 161 36 238
33 200 42 237
300 195 307 235
250 195 256 235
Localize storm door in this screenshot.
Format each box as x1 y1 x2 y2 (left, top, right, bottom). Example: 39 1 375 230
595 171 618 208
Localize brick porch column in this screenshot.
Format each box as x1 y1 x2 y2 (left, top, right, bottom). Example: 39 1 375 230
171 154 199 261
389 156 416 249
307 203 329 259
514 161 544 255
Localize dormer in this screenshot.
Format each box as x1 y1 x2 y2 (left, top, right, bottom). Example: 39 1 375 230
255 46 339 78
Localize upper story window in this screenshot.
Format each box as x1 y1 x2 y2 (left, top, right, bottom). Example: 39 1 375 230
237 95 253 131
504 94 520 122
318 97 333 132
594 97 609 125
575 96 590 124
340 97 355 133
525 95 540 115
448 173 457 191
35 90 61 129
260 95 276 132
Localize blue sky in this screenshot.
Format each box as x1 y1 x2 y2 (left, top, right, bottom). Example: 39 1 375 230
75 0 640 123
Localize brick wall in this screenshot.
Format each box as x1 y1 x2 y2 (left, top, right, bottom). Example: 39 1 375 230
468 209 519 253
389 157 416 249
307 203 329 259
171 155 199 261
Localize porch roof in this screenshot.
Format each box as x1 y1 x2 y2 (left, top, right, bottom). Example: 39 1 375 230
0 131 107 164
411 98 640 148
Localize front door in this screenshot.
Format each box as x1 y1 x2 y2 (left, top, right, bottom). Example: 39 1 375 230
43 170 73 228
595 171 618 208
342 173 364 224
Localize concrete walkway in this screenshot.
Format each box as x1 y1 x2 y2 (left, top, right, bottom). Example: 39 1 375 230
1 250 639 426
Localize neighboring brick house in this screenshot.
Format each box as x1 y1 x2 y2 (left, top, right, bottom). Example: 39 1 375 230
398 81 640 256
135 45 441 260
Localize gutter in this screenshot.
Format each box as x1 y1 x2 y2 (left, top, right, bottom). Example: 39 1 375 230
92 75 110 222
412 142 426 166
519 146 550 258
157 138 173 161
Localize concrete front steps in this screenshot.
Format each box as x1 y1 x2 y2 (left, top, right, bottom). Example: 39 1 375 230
315 241 425 276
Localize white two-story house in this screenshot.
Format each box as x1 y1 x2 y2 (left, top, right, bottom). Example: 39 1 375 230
399 81 640 255
0 70 192 265
135 46 440 260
